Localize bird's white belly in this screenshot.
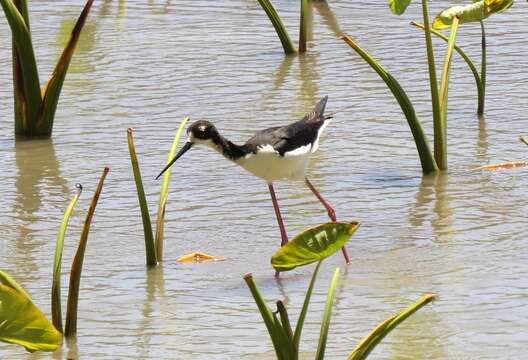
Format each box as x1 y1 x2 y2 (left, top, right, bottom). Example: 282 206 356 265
235 145 311 182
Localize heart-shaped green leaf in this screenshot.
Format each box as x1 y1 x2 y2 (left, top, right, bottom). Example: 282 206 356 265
433 0 513 29
271 222 360 272
388 0 412 15
0 270 62 352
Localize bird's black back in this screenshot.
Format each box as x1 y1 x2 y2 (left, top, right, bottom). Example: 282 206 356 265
242 96 329 156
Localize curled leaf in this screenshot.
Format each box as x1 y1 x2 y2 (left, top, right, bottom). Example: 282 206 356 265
433 0 513 29
177 252 226 263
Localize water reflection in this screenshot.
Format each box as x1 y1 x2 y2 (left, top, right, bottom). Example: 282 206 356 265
12 139 68 281
137 267 166 358
409 173 454 243
476 114 489 163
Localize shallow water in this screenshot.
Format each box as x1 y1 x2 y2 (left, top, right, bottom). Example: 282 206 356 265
1 1 527 358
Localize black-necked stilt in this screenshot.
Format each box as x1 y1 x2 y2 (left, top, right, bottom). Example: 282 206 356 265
157 96 350 263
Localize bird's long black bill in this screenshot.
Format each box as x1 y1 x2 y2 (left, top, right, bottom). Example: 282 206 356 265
155 141 193 180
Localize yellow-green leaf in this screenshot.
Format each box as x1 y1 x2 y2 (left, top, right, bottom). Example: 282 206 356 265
271 222 360 272
388 0 412 15
433 0 513 29
349 294 436 360
0 271 62 352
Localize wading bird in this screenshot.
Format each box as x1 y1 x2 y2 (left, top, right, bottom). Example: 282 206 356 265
156 96 349 263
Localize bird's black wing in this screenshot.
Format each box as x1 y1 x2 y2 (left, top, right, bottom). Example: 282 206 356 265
243 96 329 156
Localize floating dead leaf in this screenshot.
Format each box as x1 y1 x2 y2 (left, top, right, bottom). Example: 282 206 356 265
177 252 226 263
472 161 528 171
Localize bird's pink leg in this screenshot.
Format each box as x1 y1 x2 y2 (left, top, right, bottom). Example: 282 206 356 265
305 177 350 264
268 183 289 247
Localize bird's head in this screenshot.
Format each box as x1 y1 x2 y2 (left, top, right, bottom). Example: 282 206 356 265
156 120 219 179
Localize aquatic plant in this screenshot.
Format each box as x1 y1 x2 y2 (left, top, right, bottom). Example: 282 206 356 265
245 222 435 359
343 0 512 173
51 168 108 338
257 0 310 55
412 0 514 114
0 270 62 352
64 167 109 337
520 136 528 146
0 0 94 138
127 117 189 267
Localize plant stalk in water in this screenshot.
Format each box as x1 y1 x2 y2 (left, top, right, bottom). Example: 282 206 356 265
127 118 189 266
256 0 312 55
0 0 94 138
52 184 82 333
65 167 109 337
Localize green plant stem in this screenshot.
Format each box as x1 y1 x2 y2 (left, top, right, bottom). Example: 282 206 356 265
127 128 157 267
155 117 189 262
293 261 321 350
421 0 444 170
244 273 295 359
342 35 438 174
38 0 94 136
438 16 460 160
411 22 484 116
315 267 340 360
299 0 308 53
276 301 293 342
65 167 109 337
1 0 42 134
478 20 486 115
348 294 436 360
52 184 82 334
257 0 297 55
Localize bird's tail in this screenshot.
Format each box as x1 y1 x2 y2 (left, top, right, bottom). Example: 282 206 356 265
313 95 329 118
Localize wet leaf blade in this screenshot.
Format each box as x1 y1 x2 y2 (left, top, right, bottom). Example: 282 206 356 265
127 129 157 267
388 0 412 15
271 222 360 272
39 0 94 135
155 117 190 262
0 271 62 352
244 274 294 359
293 261 321 350
0 0 42 129
65 167 109 337
52 184 82 333
315 267 340 360
348 294 436 360
342 35 438 174
257 0 296 54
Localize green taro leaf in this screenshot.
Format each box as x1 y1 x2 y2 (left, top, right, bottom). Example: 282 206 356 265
388 0 412 15
433 0 513 29
0 270 62 352
271 222 360 272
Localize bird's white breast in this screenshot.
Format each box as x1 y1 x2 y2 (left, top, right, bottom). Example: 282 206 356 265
235 144 312 182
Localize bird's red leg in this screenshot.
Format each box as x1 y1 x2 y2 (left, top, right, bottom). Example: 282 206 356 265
268 183 289 247
305 177 350 264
